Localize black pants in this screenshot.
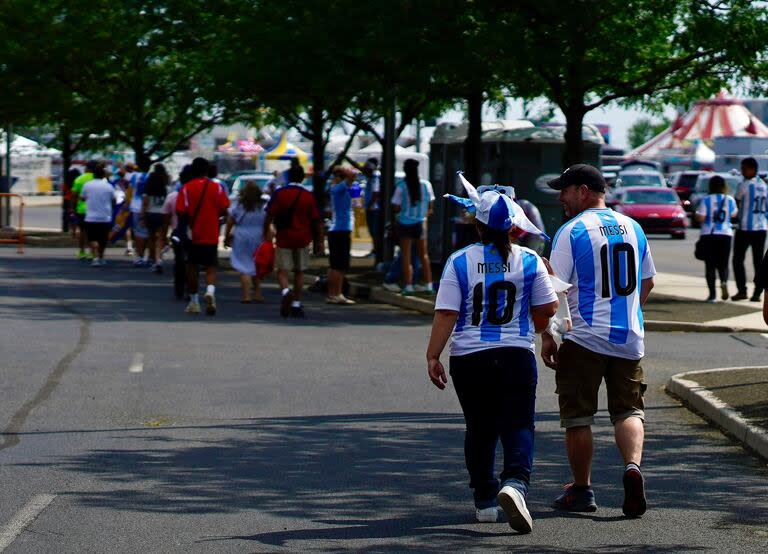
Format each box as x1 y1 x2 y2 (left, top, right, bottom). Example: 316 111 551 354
702 234 731 297
172 242 187 300
732 230 766 295
449 347 537 508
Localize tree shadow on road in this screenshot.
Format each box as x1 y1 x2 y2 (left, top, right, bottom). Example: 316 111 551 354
14 408 768 550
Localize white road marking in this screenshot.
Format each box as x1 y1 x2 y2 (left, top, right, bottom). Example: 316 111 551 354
0 494 56 552
129 352 144 373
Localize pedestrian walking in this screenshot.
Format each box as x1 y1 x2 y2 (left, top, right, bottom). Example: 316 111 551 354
541 164 656 518
81 164 119 266
176 157 230 315
732 157 767 302
391 159 435 295
142 163 170 273
346 156 382 262
224 180 266 303
695 175 738 303
325 167 357 305
70 160 98 259
427 174 557 533
264 166 321 318
126 164 150 266
163 165 192 300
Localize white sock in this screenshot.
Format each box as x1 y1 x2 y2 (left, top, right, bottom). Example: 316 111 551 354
424 281 432 288
191 293 199 303
206 284 215 295
126 240 133 249
282 287 291 296
291 300 301 308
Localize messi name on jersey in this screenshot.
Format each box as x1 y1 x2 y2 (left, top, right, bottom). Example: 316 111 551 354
477 261 512 273
599 223 629 237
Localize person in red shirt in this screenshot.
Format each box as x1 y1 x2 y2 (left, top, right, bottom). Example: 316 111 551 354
176 157 230 315
264 166 321 318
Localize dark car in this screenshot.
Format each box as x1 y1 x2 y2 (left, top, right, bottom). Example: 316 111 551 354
611 187 688 239
667 170 708 212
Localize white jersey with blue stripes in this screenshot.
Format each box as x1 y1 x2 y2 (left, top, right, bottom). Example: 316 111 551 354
549 208 657 360
735 178 768 231
391 179 435 225
695 194 738 236
436 243 557 356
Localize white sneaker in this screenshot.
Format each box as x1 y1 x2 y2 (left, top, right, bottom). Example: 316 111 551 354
204 292 217 315
90 258 100 267
382 282 401 293
413 283 430 292
497 486 532 533
475 506 499 523
326 294 356 305
185 300 201 314
98 258 108 266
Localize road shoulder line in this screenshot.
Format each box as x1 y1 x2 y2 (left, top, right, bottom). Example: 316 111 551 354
0 494 57 552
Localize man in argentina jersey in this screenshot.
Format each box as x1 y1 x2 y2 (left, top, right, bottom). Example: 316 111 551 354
733 157 768 301
543 164 655 518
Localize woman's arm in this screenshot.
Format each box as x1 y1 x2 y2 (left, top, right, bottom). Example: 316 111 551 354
426 309 459 390
224 215 235 247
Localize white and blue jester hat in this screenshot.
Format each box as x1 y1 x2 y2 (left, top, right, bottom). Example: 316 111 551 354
444 172 550 241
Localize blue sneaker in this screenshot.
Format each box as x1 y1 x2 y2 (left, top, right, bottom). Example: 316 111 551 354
553 483 597 512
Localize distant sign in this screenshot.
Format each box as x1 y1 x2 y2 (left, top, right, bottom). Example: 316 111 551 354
10 156 52 194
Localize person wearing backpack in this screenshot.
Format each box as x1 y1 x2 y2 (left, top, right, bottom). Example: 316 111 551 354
176 158 230 315
264 165 321 318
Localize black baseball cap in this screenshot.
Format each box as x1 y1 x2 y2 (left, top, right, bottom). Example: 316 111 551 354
547 163 606 192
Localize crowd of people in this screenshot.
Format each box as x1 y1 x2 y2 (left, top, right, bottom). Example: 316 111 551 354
63 154 447 317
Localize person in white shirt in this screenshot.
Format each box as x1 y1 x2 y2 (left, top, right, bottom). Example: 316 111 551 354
543 164 656 518
732 157 767 302
81 165 119 266
695 175 738 302
427 173 557 532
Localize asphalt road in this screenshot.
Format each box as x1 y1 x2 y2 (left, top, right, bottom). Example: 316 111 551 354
0 248 767 552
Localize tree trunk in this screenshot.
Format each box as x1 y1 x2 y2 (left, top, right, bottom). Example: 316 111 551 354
563 105 586 168
61 125 72 231
463 90 483 185
310 104 327 213
135 149 152 172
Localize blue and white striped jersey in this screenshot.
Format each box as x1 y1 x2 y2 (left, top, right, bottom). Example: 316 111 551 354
735 178 768 231
436 243 557 356
695 194 738 236
329 182 354 232
550 208 656 360
391 179 435 225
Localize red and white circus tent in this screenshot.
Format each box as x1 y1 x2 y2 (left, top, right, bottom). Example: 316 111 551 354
628 93 768 159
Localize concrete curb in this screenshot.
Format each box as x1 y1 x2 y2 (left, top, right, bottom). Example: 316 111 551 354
644 320 766 333
666 366 768 461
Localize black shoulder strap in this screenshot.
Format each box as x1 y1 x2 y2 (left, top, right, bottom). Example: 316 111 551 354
189 179 210 226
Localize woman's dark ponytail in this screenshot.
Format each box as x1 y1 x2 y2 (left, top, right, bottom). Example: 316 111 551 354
476 221 511 260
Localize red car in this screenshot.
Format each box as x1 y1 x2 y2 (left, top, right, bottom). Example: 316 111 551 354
611 187 688 239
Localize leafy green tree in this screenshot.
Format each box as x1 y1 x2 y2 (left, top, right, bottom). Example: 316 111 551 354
627 117 671 149
501 0 766 166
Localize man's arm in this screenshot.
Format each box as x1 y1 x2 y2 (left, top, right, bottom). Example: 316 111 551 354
532 300 559 333
263 213 274 242
639 277 654 306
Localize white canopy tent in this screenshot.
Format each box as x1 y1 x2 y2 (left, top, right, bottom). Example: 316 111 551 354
0 131 60 194
347 142 429 180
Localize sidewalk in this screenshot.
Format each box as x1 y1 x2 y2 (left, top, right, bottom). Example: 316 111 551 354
667 366 768 461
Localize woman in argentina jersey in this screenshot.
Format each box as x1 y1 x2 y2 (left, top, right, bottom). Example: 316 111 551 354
427 176 558 533
695 175 738 302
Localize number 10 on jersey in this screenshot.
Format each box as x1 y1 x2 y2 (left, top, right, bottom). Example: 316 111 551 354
599 243 637 298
